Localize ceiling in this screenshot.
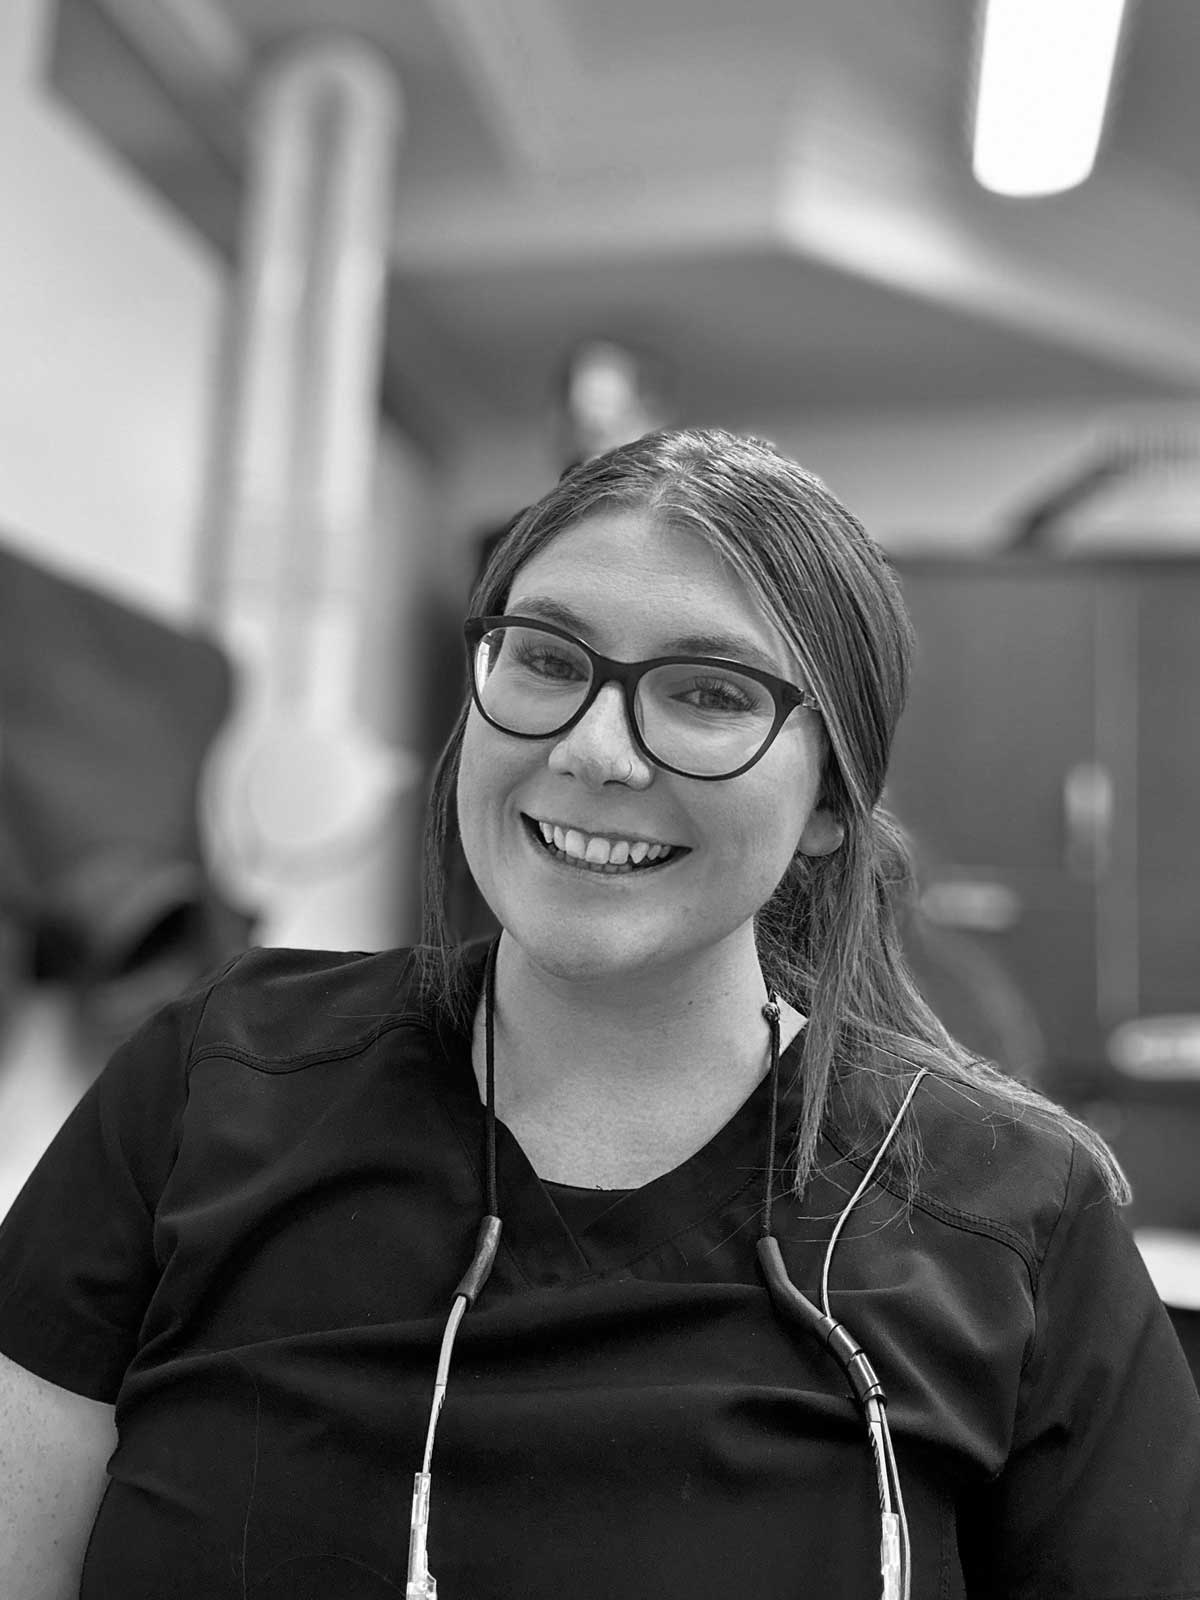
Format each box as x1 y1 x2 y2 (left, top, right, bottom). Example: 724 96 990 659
47 0 1200 454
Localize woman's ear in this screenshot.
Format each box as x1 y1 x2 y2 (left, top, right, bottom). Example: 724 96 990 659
796 807 844 858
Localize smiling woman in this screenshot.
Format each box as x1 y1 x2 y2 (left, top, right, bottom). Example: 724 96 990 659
453 507 839 1005
0 429 1198 1600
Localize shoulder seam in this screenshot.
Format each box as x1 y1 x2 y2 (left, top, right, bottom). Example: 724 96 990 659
181 947 427 1074
1021 1135 1079 1377
183 952 247 1060
823 1125 1040 1285
152 953 251 1246
187 1011 432 1074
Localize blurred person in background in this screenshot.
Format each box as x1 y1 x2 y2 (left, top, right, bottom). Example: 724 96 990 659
0 430 1197 1599
473 337 675 578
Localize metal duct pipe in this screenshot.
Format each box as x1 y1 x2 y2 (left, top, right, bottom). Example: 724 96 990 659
200 36 417 936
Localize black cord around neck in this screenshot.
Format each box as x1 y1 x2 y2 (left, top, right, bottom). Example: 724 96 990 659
482 935 501 1219
483 939 783 1237
759 994 783 1238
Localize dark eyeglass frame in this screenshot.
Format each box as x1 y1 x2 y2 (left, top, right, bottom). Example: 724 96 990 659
464 614 821 781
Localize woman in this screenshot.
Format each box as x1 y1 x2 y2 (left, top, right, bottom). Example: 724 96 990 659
1 429 1197 1599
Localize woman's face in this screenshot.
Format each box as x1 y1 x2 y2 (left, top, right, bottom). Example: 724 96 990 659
457 509 842 988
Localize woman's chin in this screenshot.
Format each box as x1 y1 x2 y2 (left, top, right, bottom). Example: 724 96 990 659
498 908 755 1001
500 914 675 992
512 930 648 987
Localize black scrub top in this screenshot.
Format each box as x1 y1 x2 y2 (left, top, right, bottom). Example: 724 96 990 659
0 945 1197 1600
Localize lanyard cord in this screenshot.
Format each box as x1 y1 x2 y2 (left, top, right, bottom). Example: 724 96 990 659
820 1069 928 1319
754 996 918 1600
406 938 505 1599
482 934 500 1217
759 995 783 1239
413 955 916 1600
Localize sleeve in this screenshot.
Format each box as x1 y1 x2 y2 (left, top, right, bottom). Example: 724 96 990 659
959 1138 1200 1598
0 960 237 1402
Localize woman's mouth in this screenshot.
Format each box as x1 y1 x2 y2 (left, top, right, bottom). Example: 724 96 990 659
522 815 687 875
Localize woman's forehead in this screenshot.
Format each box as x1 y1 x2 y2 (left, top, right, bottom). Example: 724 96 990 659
506 509 801 671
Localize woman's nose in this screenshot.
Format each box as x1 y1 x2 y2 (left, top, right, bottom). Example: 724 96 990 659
547 682 653 788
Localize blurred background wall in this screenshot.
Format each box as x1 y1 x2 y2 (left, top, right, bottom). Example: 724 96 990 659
0 0 219 619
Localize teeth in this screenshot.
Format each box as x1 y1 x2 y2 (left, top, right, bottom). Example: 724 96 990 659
533 819 677 867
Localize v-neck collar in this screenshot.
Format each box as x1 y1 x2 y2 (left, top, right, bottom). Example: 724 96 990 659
428 945 808 1289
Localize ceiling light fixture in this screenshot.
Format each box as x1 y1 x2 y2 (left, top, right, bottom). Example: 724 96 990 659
972 0 1129 197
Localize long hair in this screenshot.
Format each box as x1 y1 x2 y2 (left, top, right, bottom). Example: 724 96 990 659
419 428 1127 1203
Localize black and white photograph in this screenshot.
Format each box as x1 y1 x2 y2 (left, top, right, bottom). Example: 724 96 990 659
1 2 1199 1595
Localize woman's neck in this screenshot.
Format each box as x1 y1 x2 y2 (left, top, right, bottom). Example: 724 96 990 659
473 931 804 1187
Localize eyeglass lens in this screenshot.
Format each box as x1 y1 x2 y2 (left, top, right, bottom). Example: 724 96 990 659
472 623 778 777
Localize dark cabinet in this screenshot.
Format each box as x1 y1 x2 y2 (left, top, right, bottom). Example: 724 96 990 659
1136 580 1200 1017
886 557 1200 1072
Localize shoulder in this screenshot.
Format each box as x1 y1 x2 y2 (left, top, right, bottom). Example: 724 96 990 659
187 944 433 1068
921 1073 1130 1288
837 1070 1102 1287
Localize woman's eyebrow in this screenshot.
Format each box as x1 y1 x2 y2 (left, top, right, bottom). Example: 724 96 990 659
506 594 785 676
505 595 588 633
665 630 783 677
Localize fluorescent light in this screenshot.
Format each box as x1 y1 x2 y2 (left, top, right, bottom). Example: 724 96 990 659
972 0 1128 197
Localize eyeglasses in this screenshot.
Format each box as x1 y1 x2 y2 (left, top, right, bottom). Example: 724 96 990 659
464 615 820 780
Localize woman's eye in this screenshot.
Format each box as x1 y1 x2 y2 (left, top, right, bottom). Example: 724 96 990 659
678 676 756 713
513 644 585 681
